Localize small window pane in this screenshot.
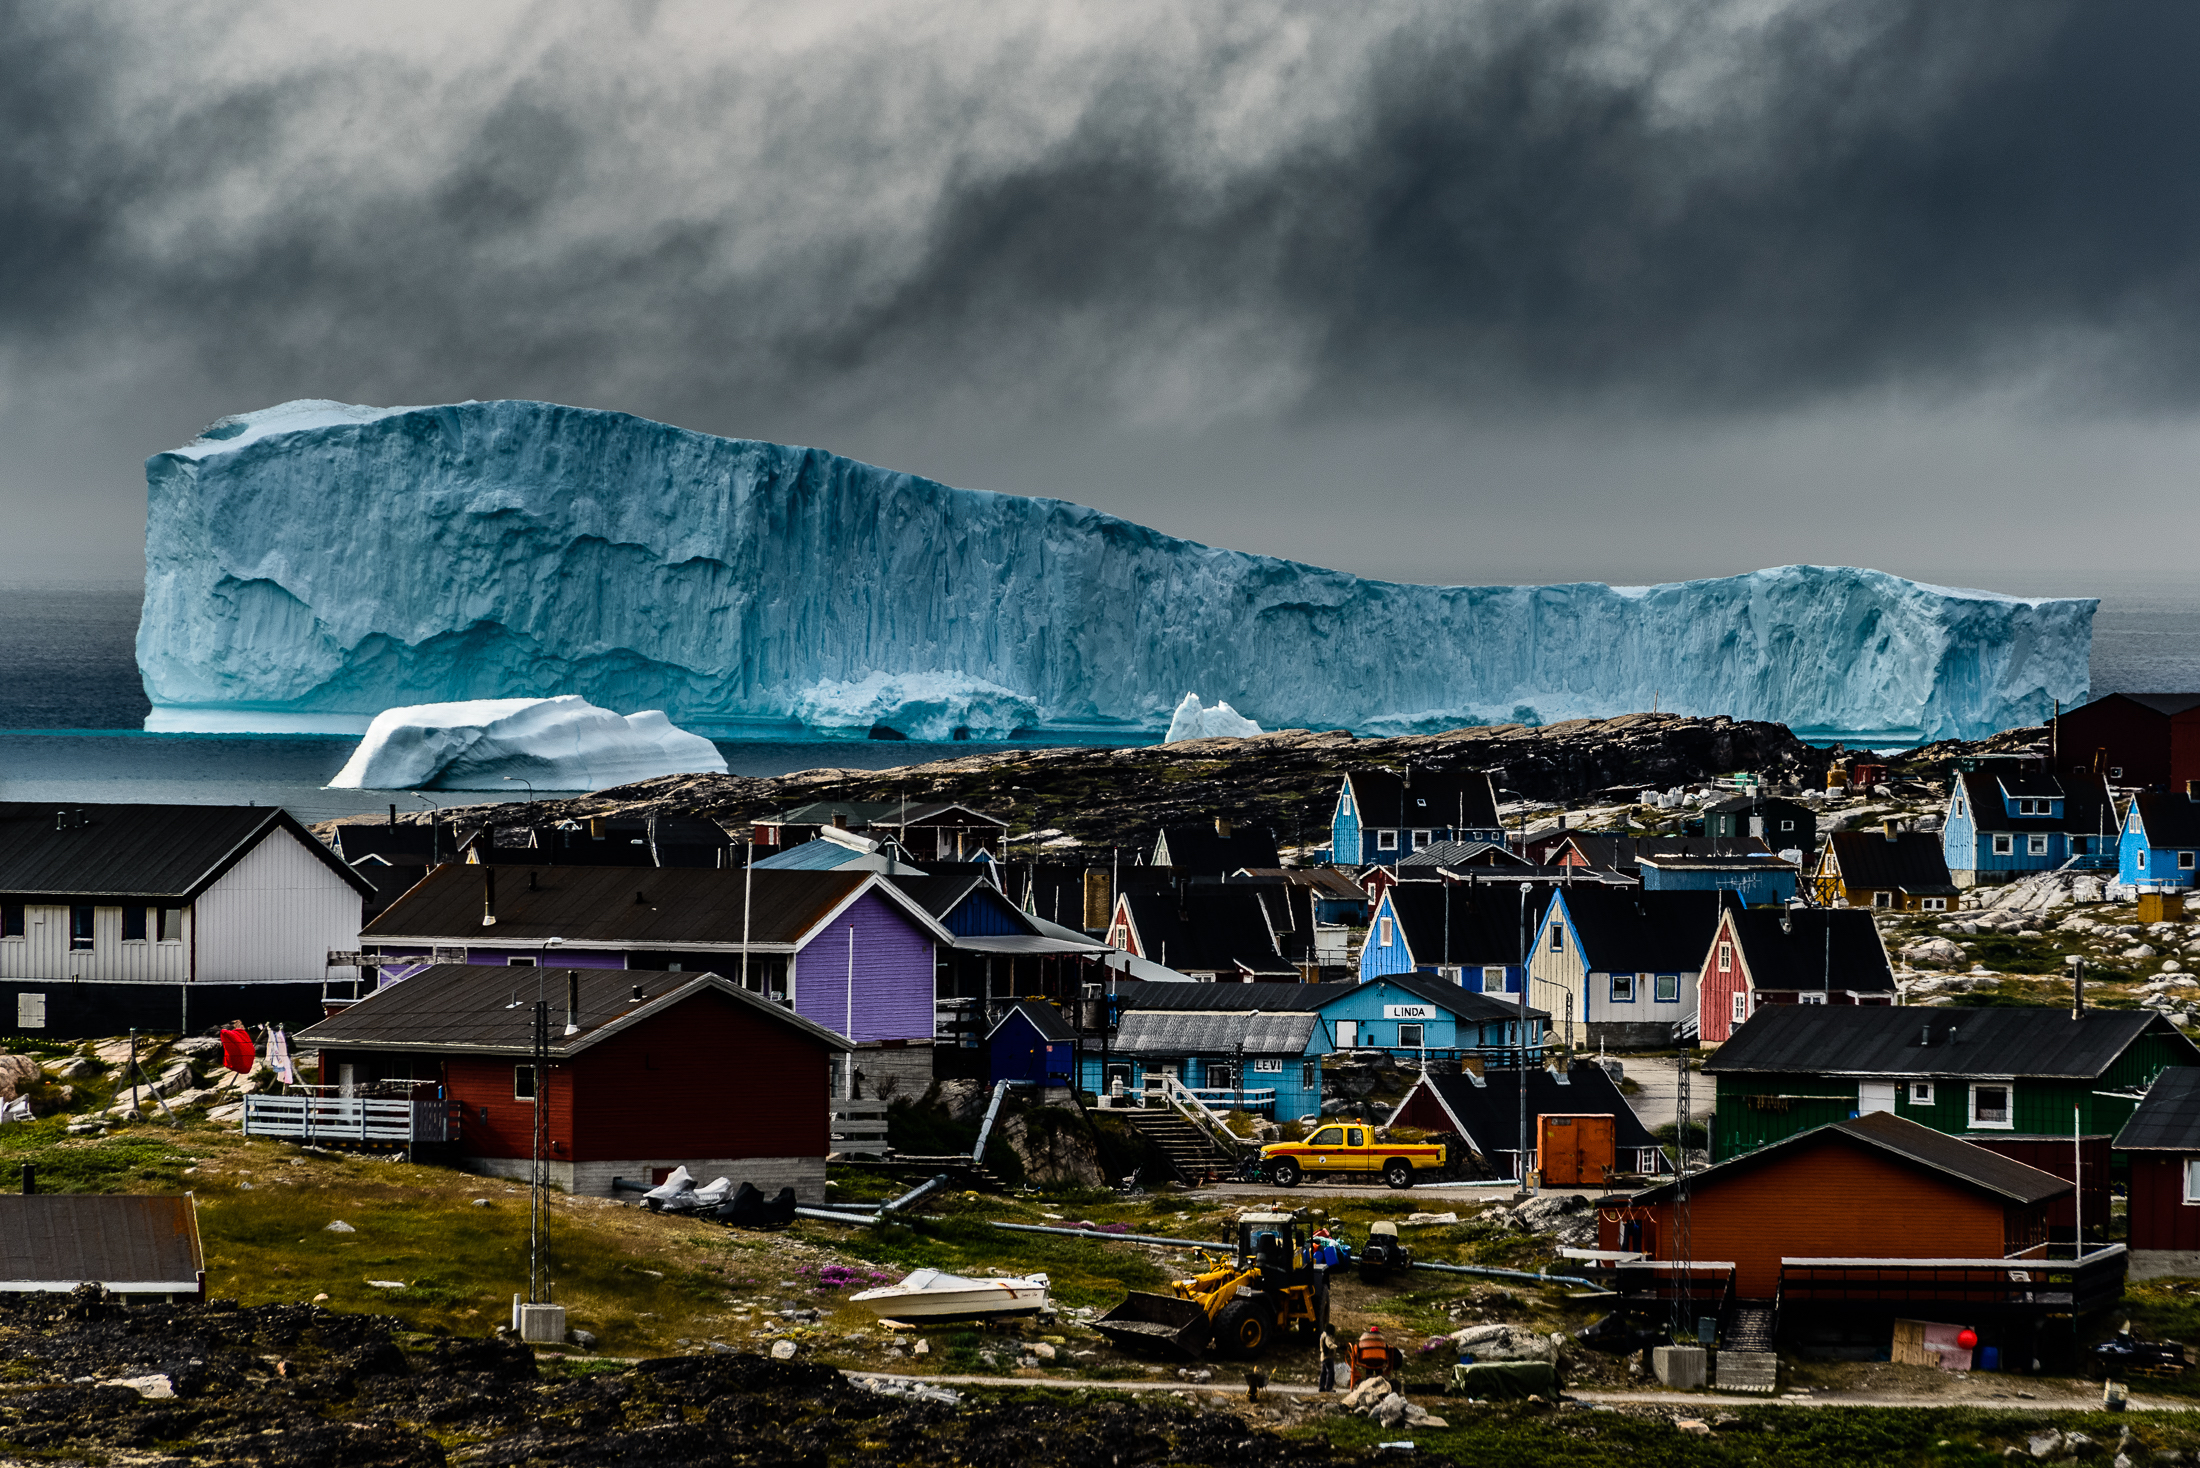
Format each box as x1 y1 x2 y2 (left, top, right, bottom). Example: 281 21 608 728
69 906 94 951
122 907 147 942
1398 1024 1424 1048
1731 992 1748 1023
1310 1127 1343 1147
1610 973 1635 1003
514 1065 536 1100
1656 973 1679 1002
159 908 184 942
0 905 22 939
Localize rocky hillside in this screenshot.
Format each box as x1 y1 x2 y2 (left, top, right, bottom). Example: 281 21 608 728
333 713 1843 851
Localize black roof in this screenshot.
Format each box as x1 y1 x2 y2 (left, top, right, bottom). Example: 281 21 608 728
2095 693 2200 718
0 802 372 901
1117 887 1297 975
1384 883 1552 968
1395 841 1530 869
1823 829 1957 894
762 800 1007 830
2115 1067 2200 1152
303 963 851 1056
1373 971 1551 1024
1554 834 1772 872
1631 1110 2070 1207
989 998 1076 1044
1342 769 1502 831
1724 907 1893 994
1553 888 1726 972
1703 793 1814 818
887 872 1038 932
329 824 437 862
1705 1004 2199 1080
2130 791 2200 849
1404 1065 1658 1155
365 864 948 950
1110 973 1547 1025
1953 770 2117 837
1152 824 1282 874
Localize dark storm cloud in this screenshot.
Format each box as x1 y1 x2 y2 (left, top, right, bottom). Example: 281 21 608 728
4 1 2200 442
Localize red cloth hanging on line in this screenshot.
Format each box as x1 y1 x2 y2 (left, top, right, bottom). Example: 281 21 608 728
220 1028 255 1074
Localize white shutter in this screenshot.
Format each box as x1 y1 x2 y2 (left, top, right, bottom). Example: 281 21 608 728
1858 1081 1897 1115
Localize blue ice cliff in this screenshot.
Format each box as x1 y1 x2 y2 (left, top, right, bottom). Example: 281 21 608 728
137 400 2095 744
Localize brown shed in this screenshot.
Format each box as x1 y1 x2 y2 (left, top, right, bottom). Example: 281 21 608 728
1537 1113 1616 1186
1599 1111 2068 1299
2114 1066 2200 1277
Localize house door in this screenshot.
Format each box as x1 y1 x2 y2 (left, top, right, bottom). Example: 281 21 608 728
1858 1081 1897 1115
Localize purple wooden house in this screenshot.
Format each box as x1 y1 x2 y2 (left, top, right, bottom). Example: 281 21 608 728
362 864 950 1089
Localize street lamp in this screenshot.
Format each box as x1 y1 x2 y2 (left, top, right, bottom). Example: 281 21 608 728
503 775 536 802
1518 881 1534 1193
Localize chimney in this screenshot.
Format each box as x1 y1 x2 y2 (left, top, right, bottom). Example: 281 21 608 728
527 870 539 892
1215 816 1233 840
832 811 848 829
2072 956 2086 1019
1883 819 1899 842
1557 813 1567 830
1920 1023 1933 1047
565 971 581 1035
634 889 649 906
481 868 497 927
388 803 397 829
631 984 646 1003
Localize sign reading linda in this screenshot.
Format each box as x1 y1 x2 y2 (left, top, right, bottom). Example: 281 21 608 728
1383 1004 1437 1020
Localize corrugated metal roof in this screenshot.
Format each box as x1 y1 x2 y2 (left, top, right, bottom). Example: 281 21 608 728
365 865 947 949
0 802 372 900
1113 1010 1318 1056
2115 1066 2200 1151
1703 1004 2195 1079
751 839 925 874
302 963 853 1056
0 1195 202 1290
1115 981 1337 1013
1630 1110 2071 1207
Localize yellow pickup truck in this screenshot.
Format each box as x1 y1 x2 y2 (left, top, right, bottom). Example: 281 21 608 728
1258 1124 1446 1189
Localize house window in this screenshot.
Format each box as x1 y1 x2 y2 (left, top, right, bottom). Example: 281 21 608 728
2072 837 2090 855
1252 1058 1283 1074
1780 819 1795 832
2185 1159 2200 1205
2184 852 2197 871
1969 1083 2013 1129
1955 798 1965 816
1873 891 1893 909
1109 925 1128 950
508 957 536 967
514 1065 537 1100
1909 1081 1934 1105
1375 830 1398 851
69 906 94 952
1398 1023 1425 1048
1379 917 1394 947
2140 850 2150 870
2028 835 2049 857
1731 992 1749 1024
1411 830 1431 847
1655 973 1679 1002
1718 942 1733 972
1610 973 1635 1003
0 905 21 939
1482 966 1506 992
1799 992 1827 1005
1993 835 2013 856
159 908 183 942
1923 898 1948 911
122 907 148 942
1302 1061 1318 1089
1550 924 1565 954
2111 767 2124 780
1334 1021 1358 1048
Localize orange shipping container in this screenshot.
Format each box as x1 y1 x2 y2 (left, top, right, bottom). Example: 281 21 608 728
1536 1113 1617 1186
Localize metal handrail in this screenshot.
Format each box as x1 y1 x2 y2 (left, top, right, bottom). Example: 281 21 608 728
1151 1075 1250 1155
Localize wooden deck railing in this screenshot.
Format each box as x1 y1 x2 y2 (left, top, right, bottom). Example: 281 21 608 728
242 1094 459 1146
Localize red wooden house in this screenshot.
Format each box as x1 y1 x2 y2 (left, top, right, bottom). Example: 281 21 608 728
1696 904 1896 1045
299 964 852 1200
2114 1066 2200 1278
1599 1110 2069 1300
2057 693 2200 790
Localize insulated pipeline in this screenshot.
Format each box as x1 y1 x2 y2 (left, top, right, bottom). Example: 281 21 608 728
985 1221 1599 1287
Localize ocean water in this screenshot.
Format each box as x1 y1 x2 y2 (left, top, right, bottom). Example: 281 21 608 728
2 575 2193 819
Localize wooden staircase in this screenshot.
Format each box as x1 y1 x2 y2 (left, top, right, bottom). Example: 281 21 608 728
1118 1108 1240 1184
1714 1304 1779 1394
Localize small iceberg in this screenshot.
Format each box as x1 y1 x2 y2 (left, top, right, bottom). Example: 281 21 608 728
1163 693 1263 743
328 696 727 791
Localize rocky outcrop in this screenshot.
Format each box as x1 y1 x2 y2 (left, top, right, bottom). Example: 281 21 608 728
329 713 1839 853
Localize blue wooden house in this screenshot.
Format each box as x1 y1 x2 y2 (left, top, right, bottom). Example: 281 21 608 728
1314 973 1547 1062
988 1000 1077 1088
2120 789 2200 890
1636 851 1798 905
1331 768 1505 867
1943 768 2117 887
1359 883 1549 993
1527 887 1726 1050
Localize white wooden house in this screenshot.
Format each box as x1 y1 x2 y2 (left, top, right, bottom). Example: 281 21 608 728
0 803 371 1036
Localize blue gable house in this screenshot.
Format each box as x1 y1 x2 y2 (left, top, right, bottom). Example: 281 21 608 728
988 1000 1077 1088
2121 790 2200 890
1944 767 2117 887
1360 882 1548 993
1312 973 1547 1063
1332 768 1505 867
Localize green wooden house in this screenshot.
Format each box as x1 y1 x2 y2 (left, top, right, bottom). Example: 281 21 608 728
1706 1005 2200 1163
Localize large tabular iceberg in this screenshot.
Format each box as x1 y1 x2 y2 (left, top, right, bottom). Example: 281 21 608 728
328 696 727 791
138 399 2095 744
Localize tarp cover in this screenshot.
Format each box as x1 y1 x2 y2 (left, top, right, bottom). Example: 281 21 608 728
1448 1360 1560 1401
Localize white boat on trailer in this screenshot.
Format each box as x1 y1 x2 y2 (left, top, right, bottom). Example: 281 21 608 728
849 1268 1050 1319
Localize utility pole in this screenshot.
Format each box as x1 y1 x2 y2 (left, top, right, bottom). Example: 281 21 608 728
529 999 550 1309
1672 1024 1693 1342
1518 881 1532 1192
741 838 754 993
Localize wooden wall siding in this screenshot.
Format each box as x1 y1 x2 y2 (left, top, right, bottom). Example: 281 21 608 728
461 949 627 969
1527 907 1586 1049
1608 1137 2018 1297
440 1052 574 1163
1359 894 1416 982
1968 1135 2111 1232
945 889 1027 939
2126 1155 2200 1252
570 992 831 1161
196 829 362 983
794 891 934 1043
0 905 191 983
1332 790 1361 867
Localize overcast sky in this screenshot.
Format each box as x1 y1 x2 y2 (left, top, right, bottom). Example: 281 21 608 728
3 0 2197 590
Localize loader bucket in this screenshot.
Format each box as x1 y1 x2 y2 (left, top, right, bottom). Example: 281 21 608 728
1093 1291 1212 1357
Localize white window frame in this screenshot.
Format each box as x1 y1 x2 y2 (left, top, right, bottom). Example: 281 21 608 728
1873 891 1893 909
1550 923 1565 954
1993 834 2013 856
2184 852 2197 871
1375 829 1399 852
1909 1081 1934 1106
1481 965 1506 992
2028 834 2049 857
1799 992 1827 1005
1968 1082 2014 1130
1397 1023 1425 1049
1610 973 1636 1003
2141 850 2150 870
1717 941 1733 972
514 1065 537 1101
1730 992 1749 1024
1411 829 1431 847
2184 1159 2200 1205
1954 797 1965 816
1378 916 1394 947
1655 973 1679 1003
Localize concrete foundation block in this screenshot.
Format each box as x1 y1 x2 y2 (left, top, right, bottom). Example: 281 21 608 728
1654 1345 1708 1389
515 1301 566 1344
1715 1350 1779 1393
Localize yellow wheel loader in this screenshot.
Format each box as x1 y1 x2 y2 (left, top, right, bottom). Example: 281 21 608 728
1094 1213 1329 1360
